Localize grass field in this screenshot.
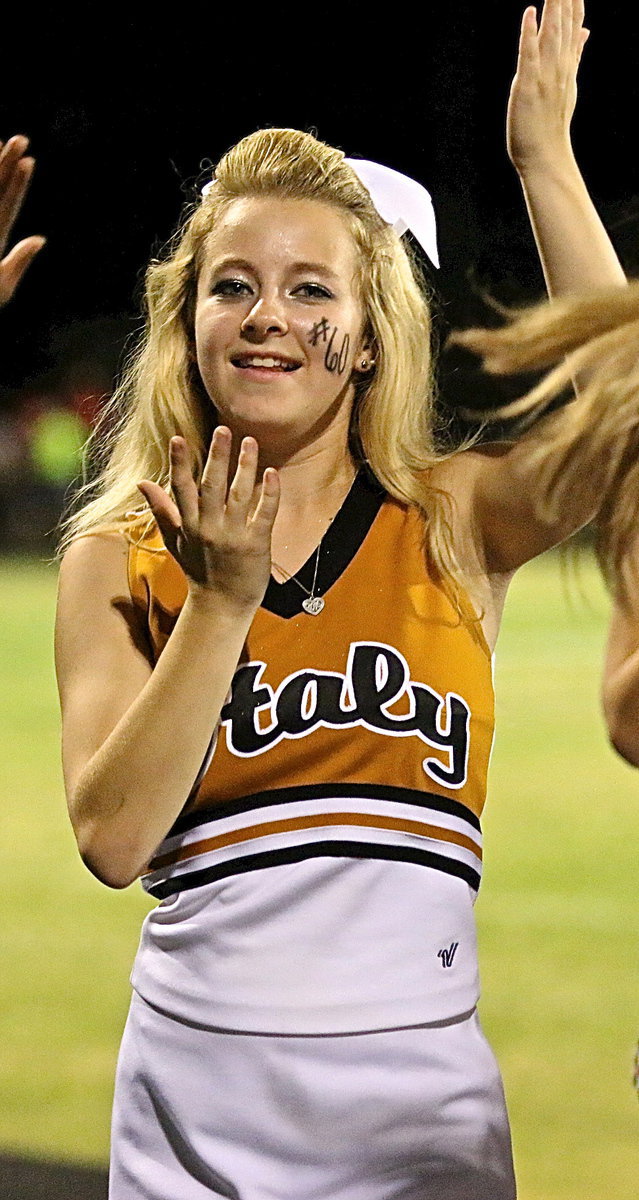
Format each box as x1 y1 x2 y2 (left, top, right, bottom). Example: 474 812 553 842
0 554 637 1199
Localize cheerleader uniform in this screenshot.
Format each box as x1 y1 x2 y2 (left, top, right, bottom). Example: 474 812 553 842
109 471 516 1200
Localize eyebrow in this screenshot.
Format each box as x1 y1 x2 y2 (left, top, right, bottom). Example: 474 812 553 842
208 257 342 283
288 261 341 282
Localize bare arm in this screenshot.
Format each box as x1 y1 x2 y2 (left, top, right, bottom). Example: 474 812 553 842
603 594 639 766
439 425 597 577
508 0 626 297
435 1 627 577
55 430 280 888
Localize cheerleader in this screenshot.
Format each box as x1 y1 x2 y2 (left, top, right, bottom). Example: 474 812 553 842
49 2 632 1196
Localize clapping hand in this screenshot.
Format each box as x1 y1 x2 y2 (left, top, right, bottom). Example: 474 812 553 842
0 134 45 307
507 0 590 175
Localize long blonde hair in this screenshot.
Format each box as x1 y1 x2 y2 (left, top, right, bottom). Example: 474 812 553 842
60 128 464 584
450 282 639 600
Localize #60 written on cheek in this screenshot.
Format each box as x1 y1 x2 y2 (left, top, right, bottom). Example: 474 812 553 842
309 318 351 375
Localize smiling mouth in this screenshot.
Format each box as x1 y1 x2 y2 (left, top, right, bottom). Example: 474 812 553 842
231 354 302 372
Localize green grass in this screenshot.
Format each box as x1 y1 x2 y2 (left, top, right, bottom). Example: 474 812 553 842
0 554 638 1198
478 557 639 1200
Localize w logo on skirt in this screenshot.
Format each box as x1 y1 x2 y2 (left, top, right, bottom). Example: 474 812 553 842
437 942 459 969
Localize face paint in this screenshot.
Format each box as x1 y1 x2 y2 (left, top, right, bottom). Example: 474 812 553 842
309 317 331 346
308 317 352 376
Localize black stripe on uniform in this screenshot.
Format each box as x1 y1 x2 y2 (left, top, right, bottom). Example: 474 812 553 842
145 839 482 900
262 467 386 618
171 782 482 837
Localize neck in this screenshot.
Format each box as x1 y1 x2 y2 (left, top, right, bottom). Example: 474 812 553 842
271 445 358 524
251 426 359 576
267 447 358 581
226 405 358 520
224 379 359 519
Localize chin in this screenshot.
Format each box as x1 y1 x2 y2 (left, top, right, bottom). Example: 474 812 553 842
215 395 315 435
211 381 351 450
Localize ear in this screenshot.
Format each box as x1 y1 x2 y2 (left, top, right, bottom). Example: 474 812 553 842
352 335 377 376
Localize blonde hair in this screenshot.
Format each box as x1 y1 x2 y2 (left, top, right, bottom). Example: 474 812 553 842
450 282 639 601
59 128 465 587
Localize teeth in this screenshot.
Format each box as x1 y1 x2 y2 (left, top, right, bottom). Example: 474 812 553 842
236 356 296 370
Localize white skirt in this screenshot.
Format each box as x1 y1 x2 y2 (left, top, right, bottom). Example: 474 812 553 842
109 992 516 1200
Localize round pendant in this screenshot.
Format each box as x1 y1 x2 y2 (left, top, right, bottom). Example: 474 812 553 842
302 596 325 615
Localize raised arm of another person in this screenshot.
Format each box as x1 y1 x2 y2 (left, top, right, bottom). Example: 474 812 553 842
432 1 628 593
508 0 625 296
0 134 45 305
55 431 280 889
506 3 639 771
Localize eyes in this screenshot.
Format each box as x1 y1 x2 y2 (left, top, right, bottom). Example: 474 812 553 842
210 278 333 301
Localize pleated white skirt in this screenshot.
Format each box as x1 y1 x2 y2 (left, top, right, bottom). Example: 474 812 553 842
109 991 516 1200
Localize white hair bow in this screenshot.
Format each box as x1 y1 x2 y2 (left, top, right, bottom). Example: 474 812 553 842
344 158 439 269
201 157 439 269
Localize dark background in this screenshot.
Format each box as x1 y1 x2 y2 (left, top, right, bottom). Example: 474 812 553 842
3 2 639 406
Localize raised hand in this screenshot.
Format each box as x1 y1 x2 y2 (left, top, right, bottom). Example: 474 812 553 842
137 427 280 613
0 135 45 306
507 0 590 174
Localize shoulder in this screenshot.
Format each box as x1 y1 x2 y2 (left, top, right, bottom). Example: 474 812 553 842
56 529 156 695
57 521 161 637
60 517 164 588
57 532 136 650
59 529 130 591
430 442 512 497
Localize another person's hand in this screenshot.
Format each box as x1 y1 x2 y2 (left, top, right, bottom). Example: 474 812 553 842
507 0 589 175
0 135 45 306
138 426 280 614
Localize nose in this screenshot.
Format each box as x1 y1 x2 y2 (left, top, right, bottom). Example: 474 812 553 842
240 296 288 340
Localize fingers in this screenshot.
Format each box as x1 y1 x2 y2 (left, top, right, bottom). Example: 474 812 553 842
546 0 586 62
199 425 233 511
199 427 261 525
168 437 200 531
136 479 182 558
561 0 571 58
201 429 278 532
517 7 540 71
519 6 538 37
0 134 45 309
142 430 278 562
538 0 560 56
0 235 46 306
577 27 590 66
536 0 586 70
571 0 586 57
536 0 576 59
225 437 259 522
0 137 36 258
251 467 280 533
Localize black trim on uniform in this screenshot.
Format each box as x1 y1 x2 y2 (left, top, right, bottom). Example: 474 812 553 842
262 467 386 619
170 781 482 837
146 839 482 900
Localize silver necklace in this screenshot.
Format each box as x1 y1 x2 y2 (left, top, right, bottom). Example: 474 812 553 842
272 539 325 615
271 472 357 615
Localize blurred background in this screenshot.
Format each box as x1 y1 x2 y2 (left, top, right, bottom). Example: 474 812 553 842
1 4 638 1198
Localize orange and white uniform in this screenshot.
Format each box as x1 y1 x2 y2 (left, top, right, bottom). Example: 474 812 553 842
110 471 516 1200
127 471 494 1035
